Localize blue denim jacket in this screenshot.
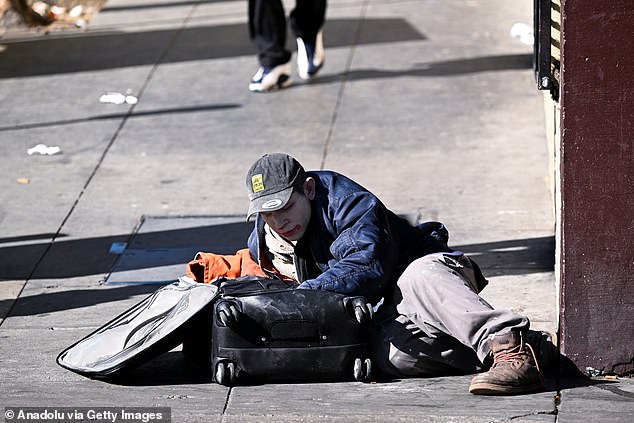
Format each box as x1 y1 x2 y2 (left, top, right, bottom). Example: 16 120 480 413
248 171 453 304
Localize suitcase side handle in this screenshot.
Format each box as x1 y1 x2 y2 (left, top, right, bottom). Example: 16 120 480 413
343 296 374 324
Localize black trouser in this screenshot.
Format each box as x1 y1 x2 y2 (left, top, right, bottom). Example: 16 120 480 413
368 252 529 377
248 0 327 67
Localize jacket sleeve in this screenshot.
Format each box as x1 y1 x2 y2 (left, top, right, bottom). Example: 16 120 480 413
297 191 399 303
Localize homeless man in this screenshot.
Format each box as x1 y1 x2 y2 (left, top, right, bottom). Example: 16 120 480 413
187 152 550 395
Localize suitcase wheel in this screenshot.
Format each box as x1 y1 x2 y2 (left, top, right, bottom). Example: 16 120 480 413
353 357 372 381
216 300 241 328
215 360 237 386
344 297 374 324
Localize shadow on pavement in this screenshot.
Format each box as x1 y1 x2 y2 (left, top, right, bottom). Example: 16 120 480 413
110 352 403 387
101 0 235 13
0 103 242 132
3 284 159 317
108 352 213 386
0 233 64 243
0 54 529 131
540 348 625 393
0 226 553 282
102 349 614 390
308 53 533 86
0 221 253 281
455 235 555 276
0 17 425 78
1 219 553 319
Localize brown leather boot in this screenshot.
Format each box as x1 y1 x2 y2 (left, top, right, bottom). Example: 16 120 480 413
469 331 544 395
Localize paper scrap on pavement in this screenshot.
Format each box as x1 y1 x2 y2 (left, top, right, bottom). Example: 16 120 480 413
27 144 62 156
99 92 139 105
510 22 534 46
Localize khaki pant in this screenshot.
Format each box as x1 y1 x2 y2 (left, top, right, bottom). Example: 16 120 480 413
369 252 529 377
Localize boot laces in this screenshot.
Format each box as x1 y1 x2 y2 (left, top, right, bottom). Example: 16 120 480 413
493 342 544 383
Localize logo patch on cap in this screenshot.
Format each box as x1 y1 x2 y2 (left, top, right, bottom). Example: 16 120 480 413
251 174 264 193
262 198 283 210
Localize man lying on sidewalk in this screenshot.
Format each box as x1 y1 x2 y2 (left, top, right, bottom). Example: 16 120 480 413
187 152 551 395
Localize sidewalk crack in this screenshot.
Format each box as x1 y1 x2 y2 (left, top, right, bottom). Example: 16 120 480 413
220 387 232 422
508 410 557 420
320 0 370 170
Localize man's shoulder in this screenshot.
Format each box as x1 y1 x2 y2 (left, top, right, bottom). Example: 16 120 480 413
308 170 367 192
307 169 341 180
308 170 380 214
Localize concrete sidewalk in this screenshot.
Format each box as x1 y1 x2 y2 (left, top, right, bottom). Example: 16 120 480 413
0 0 631 421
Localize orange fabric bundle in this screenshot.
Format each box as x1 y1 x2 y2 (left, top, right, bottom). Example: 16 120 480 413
186 248 268 283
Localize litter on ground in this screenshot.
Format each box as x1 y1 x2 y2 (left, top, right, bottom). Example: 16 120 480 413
27 144 62 156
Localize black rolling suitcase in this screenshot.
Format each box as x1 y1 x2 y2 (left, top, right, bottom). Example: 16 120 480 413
200 277 374 386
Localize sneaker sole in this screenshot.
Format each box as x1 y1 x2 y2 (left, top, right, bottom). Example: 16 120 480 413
249 74 292 92
298 61 324 81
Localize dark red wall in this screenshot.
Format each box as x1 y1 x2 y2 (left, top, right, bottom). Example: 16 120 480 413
560 0 634 374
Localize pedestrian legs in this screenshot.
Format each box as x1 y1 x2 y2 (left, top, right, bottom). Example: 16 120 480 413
248 0 327 68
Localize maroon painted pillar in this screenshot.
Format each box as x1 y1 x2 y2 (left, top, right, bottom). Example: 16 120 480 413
559 0 634 374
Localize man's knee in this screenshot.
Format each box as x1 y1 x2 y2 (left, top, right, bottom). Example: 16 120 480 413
399 252 481 295
397 254 444 290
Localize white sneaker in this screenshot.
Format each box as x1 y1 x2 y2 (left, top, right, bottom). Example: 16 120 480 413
297 30 325 80
248 62 292 92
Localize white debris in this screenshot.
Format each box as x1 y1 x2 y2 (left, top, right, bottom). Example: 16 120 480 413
69 5 83 18
50 5 65 16
510 22 534 46
27 144 62 156
100 92 125 104
99 92 138 105
125 95 138 105
31 1 49 16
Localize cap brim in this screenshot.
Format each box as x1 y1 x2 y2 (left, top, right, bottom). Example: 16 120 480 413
246 186 294 220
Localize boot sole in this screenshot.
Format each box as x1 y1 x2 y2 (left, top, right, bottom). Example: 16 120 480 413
469 381 545 395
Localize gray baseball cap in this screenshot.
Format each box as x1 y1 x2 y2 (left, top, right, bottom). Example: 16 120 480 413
245 153 306 220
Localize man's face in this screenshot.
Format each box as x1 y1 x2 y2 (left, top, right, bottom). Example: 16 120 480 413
260 179 315 241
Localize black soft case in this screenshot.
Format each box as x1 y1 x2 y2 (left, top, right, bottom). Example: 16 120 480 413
57 278 218 379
